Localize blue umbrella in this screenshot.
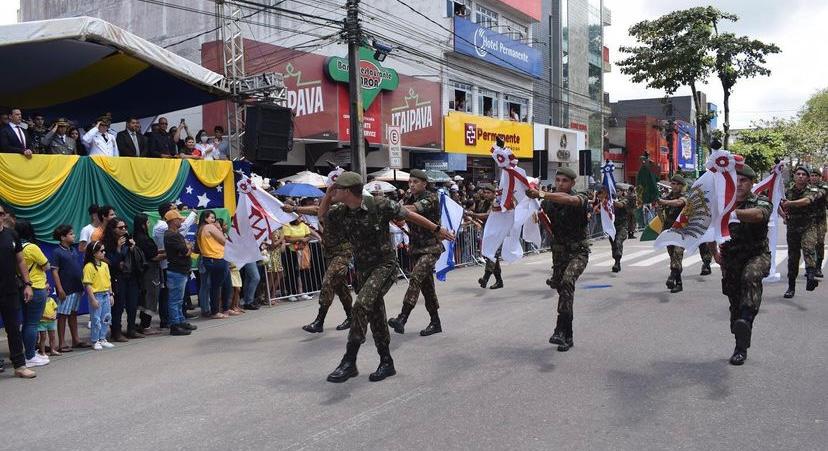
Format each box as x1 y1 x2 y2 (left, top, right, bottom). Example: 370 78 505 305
275 183 325 198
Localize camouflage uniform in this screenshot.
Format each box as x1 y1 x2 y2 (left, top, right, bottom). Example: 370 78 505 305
401 190 444 314
785 184 821 279
475 198 502 282
720 193 772 358
318 204 353 312
625 189 638 238
813 181 827 269
661 191 686 271
609 196 629 261
542 191 590 316
328 195 407 350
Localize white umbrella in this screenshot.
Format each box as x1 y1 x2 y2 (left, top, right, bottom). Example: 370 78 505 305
369 167 410 182
278 170 328 188
366 180 397 193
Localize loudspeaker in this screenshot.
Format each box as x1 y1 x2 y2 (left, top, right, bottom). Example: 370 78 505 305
578 149 592 176
244 104 293 162
533 150 548 180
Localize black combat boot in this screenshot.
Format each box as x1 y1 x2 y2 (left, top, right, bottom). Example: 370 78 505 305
302 307 327 333
420 311 442 336
327 341 360 383
139 311 152 331
816 260 824 278
478 270 491 288
670 271 683 293
369 344 396 382
730 318 752 366
557 315 574 352
806 268 819 291
489 274 504 289
783 277 796 298
611 257 621 273
388 304 413 334
335 305 353 330
700 262 712 276
549 316 566 345
666 269 677 290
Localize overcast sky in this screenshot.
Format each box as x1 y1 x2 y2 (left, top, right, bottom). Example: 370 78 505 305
605 0 828 129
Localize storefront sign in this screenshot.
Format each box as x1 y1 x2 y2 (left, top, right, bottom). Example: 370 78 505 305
677 124 696 171
444 111 533 158
453 16 542 78
384 81 441 150
326 47 399 109
338 85 381 144
388 125 402 169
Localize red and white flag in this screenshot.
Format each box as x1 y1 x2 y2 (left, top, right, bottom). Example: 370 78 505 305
224 176 297 268
752 161 785 282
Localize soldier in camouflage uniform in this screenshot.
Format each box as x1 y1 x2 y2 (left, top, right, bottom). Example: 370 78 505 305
526 167 590 352
605 186 629 273
709 164 771 365
321 172 454 383
388 169 445 337
468 184 503 289
626 187 638 239
657 175 688 293
282 203 353 333
810 168 827 278
781 166 824 298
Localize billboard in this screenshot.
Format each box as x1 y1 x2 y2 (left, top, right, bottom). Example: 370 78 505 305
676 122 696 171
444 111 533 158
453 16 542 78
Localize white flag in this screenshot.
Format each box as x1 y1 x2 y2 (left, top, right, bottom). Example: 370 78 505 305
435 190 464 281
224 176 297 268
752 161 785 282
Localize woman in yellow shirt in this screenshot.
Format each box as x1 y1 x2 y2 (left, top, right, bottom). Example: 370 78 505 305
197 210 230 319
83 240 115 350
15 220 51 367
281 218 318 301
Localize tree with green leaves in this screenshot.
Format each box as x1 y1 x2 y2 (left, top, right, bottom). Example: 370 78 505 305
618 7 736 170
729 126 786 174
711 33 781 149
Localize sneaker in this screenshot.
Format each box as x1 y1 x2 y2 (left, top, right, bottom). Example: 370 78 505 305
93 341 103 351
300 294 313 301
25 357 48 368
36 352 50 363
288 296 298 302
100 339 115 349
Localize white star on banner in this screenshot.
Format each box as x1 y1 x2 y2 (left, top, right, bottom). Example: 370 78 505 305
185 185 194 194
196 192 211 208
216 185 223 192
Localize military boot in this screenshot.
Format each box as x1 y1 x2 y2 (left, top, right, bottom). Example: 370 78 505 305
420 312 442 336
815 260 824 278
783 278 796 298
489 274 504 290
806 268 819 291
666 269 677 290
369 344 396 382
387 304 412 334
557 315 574 352
700 262 712 276
478 271 492 288
729 346 748 365
546 277 559 290
611 257 621 273
670 271 683 293
730 318 752 366
327 341 360 383
302 307 327 333
549 316 566 346
336 304 353 331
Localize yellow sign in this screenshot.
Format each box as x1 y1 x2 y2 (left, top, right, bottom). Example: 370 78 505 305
443 111 533 158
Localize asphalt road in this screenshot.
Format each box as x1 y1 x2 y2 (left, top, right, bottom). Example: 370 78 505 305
1 237 826 450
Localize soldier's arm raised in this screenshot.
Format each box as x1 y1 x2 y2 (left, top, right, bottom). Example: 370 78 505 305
526 190 584 207
405 211 455 241
657 197 686 208
734 207 767 223
318 187 335 220
282 205 320 216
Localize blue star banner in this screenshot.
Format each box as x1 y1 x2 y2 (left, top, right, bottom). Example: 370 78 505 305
177 169 225 210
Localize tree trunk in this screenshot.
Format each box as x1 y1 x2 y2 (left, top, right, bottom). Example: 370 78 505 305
723 89 731 150
690 83 706 172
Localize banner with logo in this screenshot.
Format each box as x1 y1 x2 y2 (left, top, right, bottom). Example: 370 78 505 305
676 122 696 171
384 79 441 150
453 16 542 78
444 111 533 158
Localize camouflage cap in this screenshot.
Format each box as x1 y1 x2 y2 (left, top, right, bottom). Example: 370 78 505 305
555 166 577 180
334 171 363 188
477 183 495 191
810 167 822 176
794 165 811 175
410 169 428 181
670 175 686 185
736 164 757 180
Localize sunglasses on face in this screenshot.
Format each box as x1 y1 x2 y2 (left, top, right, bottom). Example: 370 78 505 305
116 225 127 230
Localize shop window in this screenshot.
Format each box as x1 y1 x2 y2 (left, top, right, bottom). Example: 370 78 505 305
449 81 472 113
479 88 498 117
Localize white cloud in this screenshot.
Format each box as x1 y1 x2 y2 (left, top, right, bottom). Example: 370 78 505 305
605 0 828 128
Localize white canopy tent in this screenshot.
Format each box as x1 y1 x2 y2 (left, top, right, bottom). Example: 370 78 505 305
369 167 410 182
278 171 328 188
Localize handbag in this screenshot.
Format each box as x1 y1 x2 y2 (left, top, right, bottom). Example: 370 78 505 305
297 243 311 270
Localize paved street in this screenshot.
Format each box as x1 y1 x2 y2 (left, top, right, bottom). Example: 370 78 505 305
1 236 827 450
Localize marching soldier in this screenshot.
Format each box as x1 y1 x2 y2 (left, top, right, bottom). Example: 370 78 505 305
626 186 638 239
780 166 822 298
709 164 771 366
282 203 353 333
606 186 630 273
657 175 688 293
388 169 445 337
320 172 453 383
810 168 827 278
526 167 590 352
468 184 504 289
698 243 714 276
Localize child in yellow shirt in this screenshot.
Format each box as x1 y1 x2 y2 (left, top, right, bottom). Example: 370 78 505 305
82 241 115 351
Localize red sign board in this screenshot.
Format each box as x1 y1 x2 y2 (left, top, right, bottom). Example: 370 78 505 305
338 84 382 144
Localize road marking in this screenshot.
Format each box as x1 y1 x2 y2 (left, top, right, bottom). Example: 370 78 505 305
592 249 652 267
631 252 670 267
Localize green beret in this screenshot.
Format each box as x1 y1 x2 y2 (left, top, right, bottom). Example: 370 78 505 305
477 183 495 191
810 167 822 176
670 175 686 185
410 169 428 181
794 166 811 175
736 164 756 180
555 166 577 180
334 171 363 188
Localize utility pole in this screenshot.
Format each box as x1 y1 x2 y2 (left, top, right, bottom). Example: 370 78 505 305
665 119 675 178
345 0 366 180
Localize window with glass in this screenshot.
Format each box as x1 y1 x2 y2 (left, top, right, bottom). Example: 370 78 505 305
587 0 603 102
501 17 528 41
561 0 570 125
478 88 498 117
450 81 473 113
475 5 498 28
446 0 473 18
505 95 528 122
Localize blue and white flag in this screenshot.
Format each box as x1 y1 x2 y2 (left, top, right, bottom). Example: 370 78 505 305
600 161 617 241
435 189 464 281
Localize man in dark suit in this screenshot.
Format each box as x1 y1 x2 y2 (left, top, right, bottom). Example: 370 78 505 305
146 116 177 158
0 109 34 159
116 117 147 157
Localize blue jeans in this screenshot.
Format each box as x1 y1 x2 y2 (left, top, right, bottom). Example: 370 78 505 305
166 270 188 326
89 292 112 342
22 288 47 360
241 262 261 306
202 257 229 315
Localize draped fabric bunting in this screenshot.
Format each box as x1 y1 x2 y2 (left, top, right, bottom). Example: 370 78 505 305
0 155 236 243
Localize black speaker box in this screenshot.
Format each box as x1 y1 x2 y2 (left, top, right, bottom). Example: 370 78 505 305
244 104 293 162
